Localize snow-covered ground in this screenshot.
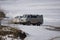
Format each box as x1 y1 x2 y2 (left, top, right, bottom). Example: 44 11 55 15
0 0 60 40
1 23 60 40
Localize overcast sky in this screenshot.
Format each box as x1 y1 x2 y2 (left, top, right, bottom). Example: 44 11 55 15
0 0 60 26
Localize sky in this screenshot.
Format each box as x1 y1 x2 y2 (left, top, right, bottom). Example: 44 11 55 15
0 0 60 26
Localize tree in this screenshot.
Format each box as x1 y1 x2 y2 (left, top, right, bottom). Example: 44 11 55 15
0 10 5 26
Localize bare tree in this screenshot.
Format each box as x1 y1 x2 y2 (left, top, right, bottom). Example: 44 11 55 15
0 10 5 26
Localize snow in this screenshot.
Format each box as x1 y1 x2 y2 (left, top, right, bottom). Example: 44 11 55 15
0 0 60 40
1 35 21 40
2 23 60 40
